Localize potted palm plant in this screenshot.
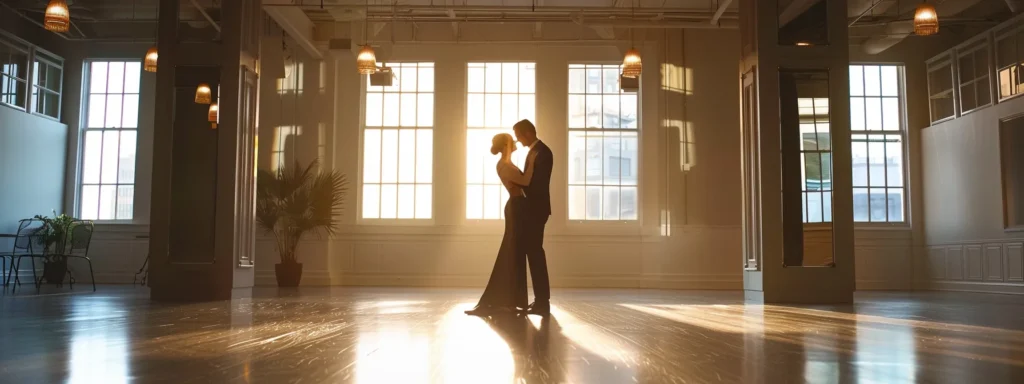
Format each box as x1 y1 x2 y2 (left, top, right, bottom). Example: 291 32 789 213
34 211 78 284
256 160 347 287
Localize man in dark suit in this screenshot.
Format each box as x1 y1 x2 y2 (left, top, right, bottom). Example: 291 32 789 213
513 119 552 316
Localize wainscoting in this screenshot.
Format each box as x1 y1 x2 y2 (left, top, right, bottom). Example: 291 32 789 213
918 239 1024 294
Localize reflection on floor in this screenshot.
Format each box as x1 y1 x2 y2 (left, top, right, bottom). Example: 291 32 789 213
1 287 1023 383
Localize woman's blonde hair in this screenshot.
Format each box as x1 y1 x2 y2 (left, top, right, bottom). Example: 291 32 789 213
490 133 514 155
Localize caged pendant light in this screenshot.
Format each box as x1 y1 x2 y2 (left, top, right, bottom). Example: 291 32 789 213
43 0 70 33
621 0 642 78
913 2 939 36
144 46 158 72
195 83 212 104
356 0 377 75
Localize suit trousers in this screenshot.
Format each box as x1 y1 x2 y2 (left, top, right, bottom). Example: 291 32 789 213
516 209 550 303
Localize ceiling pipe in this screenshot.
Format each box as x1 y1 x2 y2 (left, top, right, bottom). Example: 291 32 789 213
861 0 986 55
849 0 894 27
1006 0 1022 13
710 0 733 25
189 0 221 33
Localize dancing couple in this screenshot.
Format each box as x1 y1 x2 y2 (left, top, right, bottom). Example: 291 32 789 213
465 119 553 317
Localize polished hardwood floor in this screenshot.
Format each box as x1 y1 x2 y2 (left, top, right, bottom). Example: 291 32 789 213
1 286 1023 383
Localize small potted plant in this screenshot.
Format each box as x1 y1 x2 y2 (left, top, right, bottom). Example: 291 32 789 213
256 160 347 287
33 211 78 285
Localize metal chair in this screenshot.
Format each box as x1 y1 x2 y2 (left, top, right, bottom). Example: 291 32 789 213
1 219 44 288
63 221 96 291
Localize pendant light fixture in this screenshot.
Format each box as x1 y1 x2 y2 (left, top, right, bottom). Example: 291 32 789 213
356 0 377 75
621 1 642 78
195 83 212 104
208 103 219 129
913 1 939 36
144 46 158 72
43 0 71 33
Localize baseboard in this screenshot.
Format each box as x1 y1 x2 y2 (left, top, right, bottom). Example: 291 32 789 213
253 271 742 290
856 279 913 291
914 280 1024 295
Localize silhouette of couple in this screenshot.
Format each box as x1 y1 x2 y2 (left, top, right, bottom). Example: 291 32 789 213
465 119 552 317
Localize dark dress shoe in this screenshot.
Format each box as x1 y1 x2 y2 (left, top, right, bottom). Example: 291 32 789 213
466 305 512 317
526 302 550 316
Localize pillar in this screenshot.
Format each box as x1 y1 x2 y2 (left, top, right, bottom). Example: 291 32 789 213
739 0 855 303
148 0 261 301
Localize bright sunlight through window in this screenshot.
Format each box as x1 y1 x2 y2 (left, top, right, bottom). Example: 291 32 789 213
466 62 536 220
567 64 639 221
850 64 906 223
362 62 434 219
79 61 141 221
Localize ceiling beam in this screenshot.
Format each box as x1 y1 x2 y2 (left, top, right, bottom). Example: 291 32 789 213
263 4 323 59
710 0 733 25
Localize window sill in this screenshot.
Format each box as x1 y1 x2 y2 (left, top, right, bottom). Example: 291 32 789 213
1004 226 1024 233
853 224 911 231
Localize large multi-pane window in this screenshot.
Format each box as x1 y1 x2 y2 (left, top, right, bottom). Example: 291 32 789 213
850 64 906 223
362 62 434 219
466 62 536 220
567 64 638 221
0 38 29 109
996 27 1024 100
798 97 833 224
31 51 62 118
79 61 142 221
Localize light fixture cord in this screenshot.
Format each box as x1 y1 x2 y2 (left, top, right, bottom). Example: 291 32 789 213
364 0 370 45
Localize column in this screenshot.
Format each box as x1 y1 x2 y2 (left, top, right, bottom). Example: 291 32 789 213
739 0 855 303
148 0 261 301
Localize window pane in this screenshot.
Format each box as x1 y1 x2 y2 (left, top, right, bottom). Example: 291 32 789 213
380 130 398 183
380 184 398 219
869 188 887 222
417 93 433 127
886 139 904 187
124 62 142 94
620 94 638 129
603 95 620 129
887 189 904 222
519 63 535 93
484 94 501 127
853 187 870 222
82 131 102 184
850 97 865 131
621 134 639 186
80 185 99 220
603 186 620 220
382 93 399 126
106 62 125 94
501 94 518 127
849 66 864 96
863 65 880 96
400 66 417 92
415 184 432 219
485 63 501 93
366 93 383 126
99 185 117 220
569 68 586 93
822 191 833 222
483 184 501 219
400 93 416 126
90 62 107 93
466 184 483 219
502 63 518 93
602 68 618 93
118 130 137 184
362 184 380 219
568 95 585 128
121 94 139 128
116 185 134 220
586 135 603 184
864 97 881 130
852 138 868 187
101 131 120 184
586 94 602 128
569 186 585 220
468 66 484 93
568 131 586 184
416 129 432 183
467 94 484 127
586 68 601 93
620 187 638 220
87 95 105 128
105 94 123 127
868 138 885 187
363 129 381 183
585 186 601 220
418 66 434 92
519 94 535 123
397 184 415 219
881 97 899 130
880 66 898 97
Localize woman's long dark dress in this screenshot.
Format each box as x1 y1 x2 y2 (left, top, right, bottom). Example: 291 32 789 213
469 190 529 312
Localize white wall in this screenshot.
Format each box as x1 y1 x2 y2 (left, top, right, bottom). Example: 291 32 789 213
0 107 67 234
920 95 1024 294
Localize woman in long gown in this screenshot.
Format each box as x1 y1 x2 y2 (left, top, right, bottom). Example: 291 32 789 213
466 133 535 316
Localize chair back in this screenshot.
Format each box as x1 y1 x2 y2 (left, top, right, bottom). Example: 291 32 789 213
12 219 44 254
66 220 95 257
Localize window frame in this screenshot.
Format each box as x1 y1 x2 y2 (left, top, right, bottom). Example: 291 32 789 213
849 63 911 228
565 62 642 224
995 23 1024 103
30 47 63 120
955 37 994 116
464 61 537 222
926 53 956 124
999 113 1024 232
358 61 436 224
75 59 143 223
0 30 62 119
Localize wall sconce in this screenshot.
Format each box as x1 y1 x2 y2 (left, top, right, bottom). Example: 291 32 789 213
144 47 158 72
208 103 219 129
